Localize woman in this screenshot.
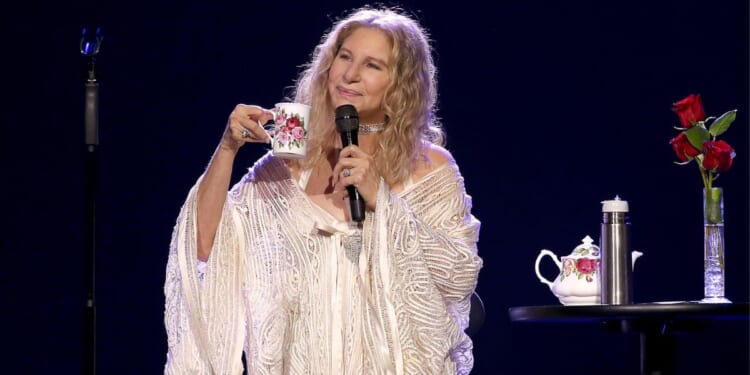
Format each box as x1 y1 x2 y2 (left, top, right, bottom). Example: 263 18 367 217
164 6 482 374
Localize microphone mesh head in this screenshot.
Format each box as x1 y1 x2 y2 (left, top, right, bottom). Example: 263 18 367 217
335 104 359 132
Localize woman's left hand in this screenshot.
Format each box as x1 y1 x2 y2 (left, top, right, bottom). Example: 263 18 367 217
333 145 380 211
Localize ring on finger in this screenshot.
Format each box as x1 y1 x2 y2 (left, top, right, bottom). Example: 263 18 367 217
241 128 250 138
343 168 351 177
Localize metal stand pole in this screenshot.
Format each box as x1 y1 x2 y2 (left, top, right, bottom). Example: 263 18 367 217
80 27 102 375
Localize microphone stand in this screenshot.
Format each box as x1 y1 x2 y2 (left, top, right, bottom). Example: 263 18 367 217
80 27 102 375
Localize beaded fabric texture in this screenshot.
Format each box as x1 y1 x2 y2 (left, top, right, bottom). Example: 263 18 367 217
164 152 482 374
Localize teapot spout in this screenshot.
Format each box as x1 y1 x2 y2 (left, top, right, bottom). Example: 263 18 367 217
631 250 643 269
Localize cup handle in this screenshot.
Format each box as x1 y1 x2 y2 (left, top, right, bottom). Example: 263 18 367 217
262 109 278 140
534 250 561 288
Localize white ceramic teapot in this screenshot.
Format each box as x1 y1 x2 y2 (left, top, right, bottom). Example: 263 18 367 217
534 235 643 305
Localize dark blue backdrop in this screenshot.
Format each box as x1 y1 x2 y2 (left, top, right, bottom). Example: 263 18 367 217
4 0 748 374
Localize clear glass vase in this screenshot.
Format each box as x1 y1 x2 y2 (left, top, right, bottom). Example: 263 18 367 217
700 187 731 303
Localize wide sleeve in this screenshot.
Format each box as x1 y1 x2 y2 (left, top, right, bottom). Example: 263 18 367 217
378 161 482 301
365 160 482 375
163 177 247 375
409 168 481 302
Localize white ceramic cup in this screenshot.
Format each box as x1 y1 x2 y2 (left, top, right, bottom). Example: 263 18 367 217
268 102 310 159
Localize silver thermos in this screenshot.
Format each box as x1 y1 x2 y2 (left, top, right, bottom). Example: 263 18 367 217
600 196 632 305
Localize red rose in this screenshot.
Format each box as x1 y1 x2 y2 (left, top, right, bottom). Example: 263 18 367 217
702 140 735 172
669 132 702 161
576 258 597 275
286 116 301 129
672 94 706 127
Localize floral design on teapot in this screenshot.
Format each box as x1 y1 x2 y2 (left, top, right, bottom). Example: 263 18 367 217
561 247 600 282
535 235 602 305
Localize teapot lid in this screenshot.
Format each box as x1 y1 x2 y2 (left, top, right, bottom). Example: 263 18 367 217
569 235 600 258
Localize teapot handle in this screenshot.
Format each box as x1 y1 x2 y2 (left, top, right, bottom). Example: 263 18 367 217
534 249 561 288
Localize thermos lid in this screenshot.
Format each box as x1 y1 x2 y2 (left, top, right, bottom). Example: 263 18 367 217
601 195 629 212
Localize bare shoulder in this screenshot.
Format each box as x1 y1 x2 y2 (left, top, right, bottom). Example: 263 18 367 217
413 143 455 180
425 143 454 167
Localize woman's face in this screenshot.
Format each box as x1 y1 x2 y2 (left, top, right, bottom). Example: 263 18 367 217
328 27 391 122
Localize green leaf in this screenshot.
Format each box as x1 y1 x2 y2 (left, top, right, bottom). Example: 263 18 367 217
684 126 710 150
708 110 737 137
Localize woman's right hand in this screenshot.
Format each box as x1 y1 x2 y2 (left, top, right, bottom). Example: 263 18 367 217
220 104 275 151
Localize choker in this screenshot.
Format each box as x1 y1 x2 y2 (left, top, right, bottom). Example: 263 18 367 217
359 122 386 134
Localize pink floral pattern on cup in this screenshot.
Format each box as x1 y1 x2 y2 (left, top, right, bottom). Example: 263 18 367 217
274 108 307 151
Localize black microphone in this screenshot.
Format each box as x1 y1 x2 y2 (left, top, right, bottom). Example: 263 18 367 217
335 104 366 222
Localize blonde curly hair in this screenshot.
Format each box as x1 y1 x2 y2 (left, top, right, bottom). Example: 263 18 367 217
293 6 444 185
